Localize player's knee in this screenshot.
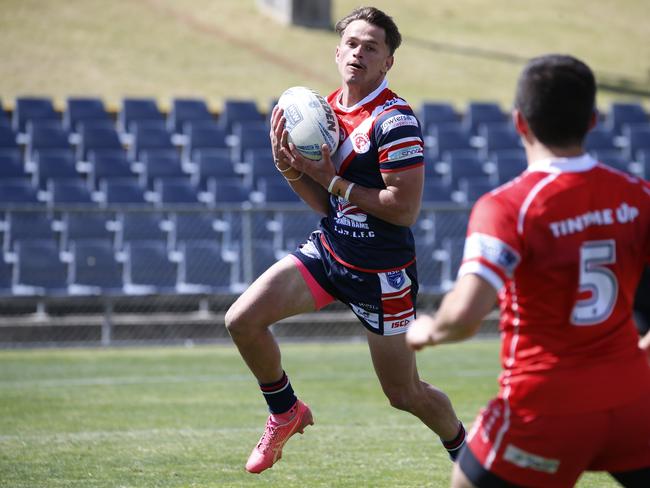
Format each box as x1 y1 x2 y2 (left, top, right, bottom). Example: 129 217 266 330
224 304 247 339
384 386 418 413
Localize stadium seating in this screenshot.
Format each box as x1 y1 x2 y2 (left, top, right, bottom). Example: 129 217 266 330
0 150 28 178
418 101 459 135
0 178 40 205
429 124 475 161
60 211 114 249
13 240 68 295
119 98 165 134
585 126 618 152
217 99 264 133
168 98 214 134
3 211 56 253
623 124 650 160
32 149 79 189
139 149 186 188
605 102 649 135
114 211 167 249
122 240 177 294
13 97 59 134
421 179 454 203
191 148 238 190
441 150 487 188
457 177 496 203
77 125 123 161
176 241 235 293
208 178 252 204
26 124 71 161
153 177 203 207
64 97 112 132
0 126 19 149
87 150 135 188
462 101 508 135
47 178 96 207
0 258 12 295
184 125 229 162
167 212 224 249
415 241 446 292
129 126 175 161
68 240 123 294
231 124 271 163
99 178 148 207
490 150 527 184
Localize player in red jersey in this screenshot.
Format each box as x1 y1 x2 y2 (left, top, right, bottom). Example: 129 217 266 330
407 54 650 487
225 6 465 474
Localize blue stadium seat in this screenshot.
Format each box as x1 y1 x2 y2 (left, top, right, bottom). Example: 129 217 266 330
207 178 251 204
77 125 123 161
218 99 264 134
623 124 650 160
463 101 508 135
139 149 185 188
129 126 175 161
88 150 134 189
479 124 521 158
250 240 287 281
257 178 301 203
68 240 123 295
26 124 71 161
3 211 56 253
634 149 650 179
490 150 527 184
32 149 79 189
431 211 469 242
13 240 67 295
0 257 12 295
231 124 271 163
419 101 459 135
457 177 496 203
153 177 202 207
123 240 177 294
168 98 214 134
429 123 475 161
421 179 454 203
0 179 40 206
278 211 321 251
415 241 446 293
47 178 96 207
13 97 59 134
60 211 114 249
442 151 487 188
64 97 112 132
0 150 27 178
0 126 19 149
119 98 165 134
100 178 148 207
184 125 229 162
115 211 167 249
244 148 281 186
585 126 618 152
605 102 649 135
177 241 234 293
167 212 223 249
440 236 466 288
191 148 238 190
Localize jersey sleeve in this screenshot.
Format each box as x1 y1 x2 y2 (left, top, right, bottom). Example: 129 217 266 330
373 107 424 173
459 194 523 292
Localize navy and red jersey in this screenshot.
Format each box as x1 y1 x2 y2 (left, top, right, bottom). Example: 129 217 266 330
318 79 424 273
460 154 650 415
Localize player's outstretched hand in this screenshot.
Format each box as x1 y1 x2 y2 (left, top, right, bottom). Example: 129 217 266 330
405 315 437 351
639 331 650 364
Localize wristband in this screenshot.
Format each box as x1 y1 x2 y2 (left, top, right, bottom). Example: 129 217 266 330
344 182 355 201
274 161 293 173
327 175 342 194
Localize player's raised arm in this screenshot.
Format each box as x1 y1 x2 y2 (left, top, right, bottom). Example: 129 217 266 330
406 274 497 350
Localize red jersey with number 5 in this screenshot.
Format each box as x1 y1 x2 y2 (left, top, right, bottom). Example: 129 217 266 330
460 154 650 415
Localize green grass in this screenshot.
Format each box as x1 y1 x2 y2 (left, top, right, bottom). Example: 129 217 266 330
0 340 619 487
0 0 648 112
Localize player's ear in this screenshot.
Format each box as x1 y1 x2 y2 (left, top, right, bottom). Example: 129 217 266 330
512 109 528 137
382 55 394 74
587 110 598 131
335 45 340 64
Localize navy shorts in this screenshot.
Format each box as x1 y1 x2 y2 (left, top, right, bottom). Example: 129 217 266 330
291 232 419 336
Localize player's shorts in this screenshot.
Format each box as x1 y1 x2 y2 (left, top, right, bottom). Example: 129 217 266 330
459 389 650 487
290 231 418 336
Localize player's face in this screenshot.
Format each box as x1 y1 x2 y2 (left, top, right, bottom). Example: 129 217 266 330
336 20 394 94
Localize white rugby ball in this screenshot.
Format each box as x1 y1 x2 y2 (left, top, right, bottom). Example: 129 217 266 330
277 86 339 160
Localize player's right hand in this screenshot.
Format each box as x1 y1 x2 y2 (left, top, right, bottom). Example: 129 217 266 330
405 315 437 351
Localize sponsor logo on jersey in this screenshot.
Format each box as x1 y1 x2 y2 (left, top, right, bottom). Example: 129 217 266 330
503 444 560 474
350 303 379 329
386 270 405 289
380 114 418 133
387 145 423 162
284 104 303 131
464 233 521 276
352 132 371 154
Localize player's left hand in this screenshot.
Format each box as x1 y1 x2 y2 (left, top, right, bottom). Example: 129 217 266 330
405 315 437 351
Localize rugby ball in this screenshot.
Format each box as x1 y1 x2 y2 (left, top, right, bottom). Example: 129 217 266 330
277 86 339 160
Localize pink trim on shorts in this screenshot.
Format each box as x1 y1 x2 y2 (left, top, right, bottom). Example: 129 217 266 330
289 254 335 310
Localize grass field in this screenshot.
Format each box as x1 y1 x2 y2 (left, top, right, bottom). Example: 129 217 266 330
0 339 620 487
1 0 648 111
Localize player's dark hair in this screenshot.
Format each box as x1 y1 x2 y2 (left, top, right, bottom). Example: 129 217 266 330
335 6 402 55
515 54 596 147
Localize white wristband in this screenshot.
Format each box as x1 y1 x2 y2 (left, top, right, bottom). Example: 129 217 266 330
327 175 342 194
344 182 355 201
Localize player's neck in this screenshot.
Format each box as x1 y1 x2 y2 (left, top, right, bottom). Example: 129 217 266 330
339 78 384 108
525 142 586 165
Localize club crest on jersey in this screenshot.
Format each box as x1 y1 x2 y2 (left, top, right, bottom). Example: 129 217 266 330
387 270 405 289
352 132 371 154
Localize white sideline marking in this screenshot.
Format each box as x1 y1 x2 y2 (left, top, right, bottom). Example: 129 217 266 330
0 368 494 389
